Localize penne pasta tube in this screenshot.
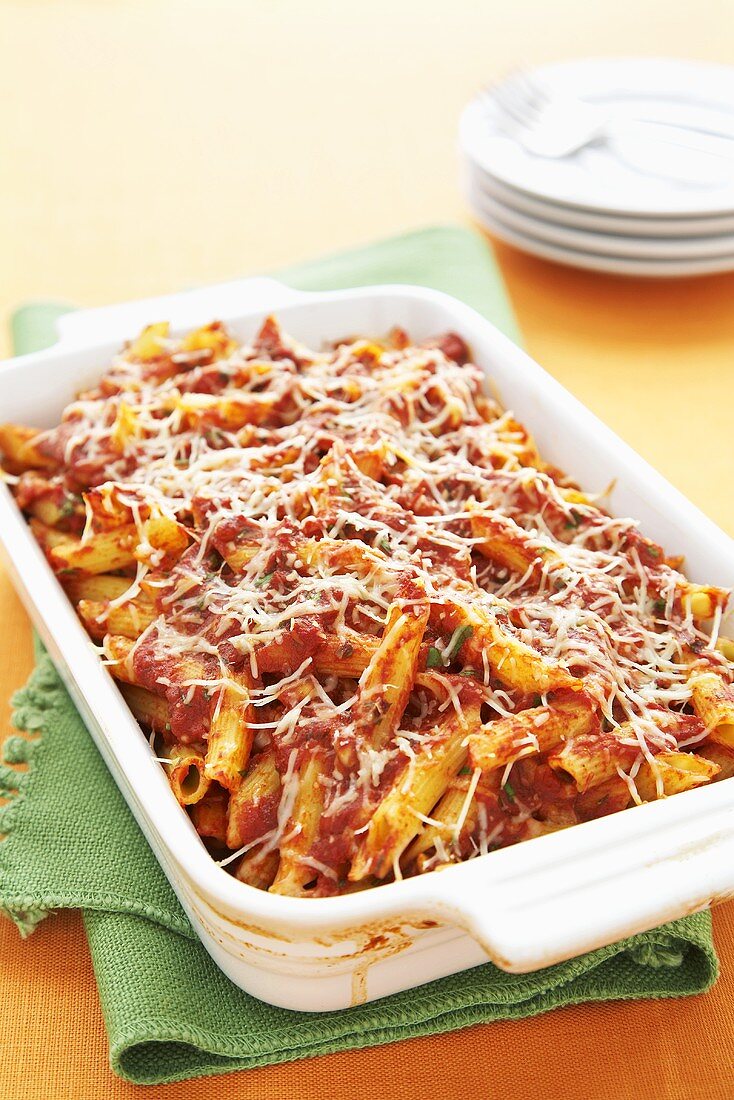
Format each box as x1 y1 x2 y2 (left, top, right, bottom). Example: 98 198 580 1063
468 691 597 773
312 632 379 677
63 573 138 605
0 424 55 472
350 702 480 882
697 740 734 782
437 600 581 695
120 683 170 732
25 496 73 528
172 392 278 431
50 524 138 574
234 846 280 890
76 596 156 641
511 758 578 829
633 752 719 802
160 741 211 806
688 671 734 748
470 510 562 576
110 402 142 453
575 776 632 821
181 321 237 359
204 668 256 793
126 321 170 361
190 786 230 844
136 515 189 567
338 583 429 766
404 786 469 865
29 518 76 552
103 634 137 685
226 753 281 850
296 538 387 580
548 727 639 792
219 542 259 571
405 765 508 871
83 484 142 529
269 754 326 897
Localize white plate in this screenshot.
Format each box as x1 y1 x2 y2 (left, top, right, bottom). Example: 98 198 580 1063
468 199 734 276
472 169 734 237
461 58 734 217
1 278 734 1012
464 173 734 259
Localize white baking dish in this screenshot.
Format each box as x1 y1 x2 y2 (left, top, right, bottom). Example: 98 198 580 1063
2 277 734 1012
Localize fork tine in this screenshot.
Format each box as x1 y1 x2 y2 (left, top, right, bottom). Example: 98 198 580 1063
479 91 524 142
511 69 548 111
490 79 540 130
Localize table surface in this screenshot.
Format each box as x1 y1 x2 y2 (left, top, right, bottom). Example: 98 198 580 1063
2 2 734 1097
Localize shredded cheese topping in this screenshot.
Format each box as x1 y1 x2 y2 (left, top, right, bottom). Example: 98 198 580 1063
10 316 732 895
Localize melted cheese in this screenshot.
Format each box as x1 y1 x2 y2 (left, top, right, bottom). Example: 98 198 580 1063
25 316 734 891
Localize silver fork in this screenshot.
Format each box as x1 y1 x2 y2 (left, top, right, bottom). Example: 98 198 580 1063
485 70 734 162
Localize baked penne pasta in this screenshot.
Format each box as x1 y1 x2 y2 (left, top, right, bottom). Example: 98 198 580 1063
2 314 731 897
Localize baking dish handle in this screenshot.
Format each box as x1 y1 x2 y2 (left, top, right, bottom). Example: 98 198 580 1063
445 796 734 973
54 277 312 350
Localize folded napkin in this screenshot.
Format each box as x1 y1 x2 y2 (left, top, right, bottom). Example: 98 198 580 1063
0 227 717 1086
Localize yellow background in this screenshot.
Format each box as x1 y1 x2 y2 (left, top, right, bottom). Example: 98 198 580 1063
1 1 734 1096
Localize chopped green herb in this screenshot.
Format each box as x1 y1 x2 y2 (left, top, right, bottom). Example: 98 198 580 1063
502 780 516 801
254 570 275 589
446 624 474 662
428 626 475 669
59 496 77 519
653 597 666 614
458 765 473 776
378 536 391 553
458 667 478 679
647 545 662 559
426 646 444 668
564 509 582 529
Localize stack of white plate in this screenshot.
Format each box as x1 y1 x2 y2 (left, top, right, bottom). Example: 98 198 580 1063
460 59 734 277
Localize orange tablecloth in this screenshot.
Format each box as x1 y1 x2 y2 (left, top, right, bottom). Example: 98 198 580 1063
2 241 734 1098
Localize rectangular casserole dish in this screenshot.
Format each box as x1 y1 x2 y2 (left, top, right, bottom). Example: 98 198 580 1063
1 276 734 1012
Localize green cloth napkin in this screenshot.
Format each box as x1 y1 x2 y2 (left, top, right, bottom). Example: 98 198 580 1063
0 227 718 1086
